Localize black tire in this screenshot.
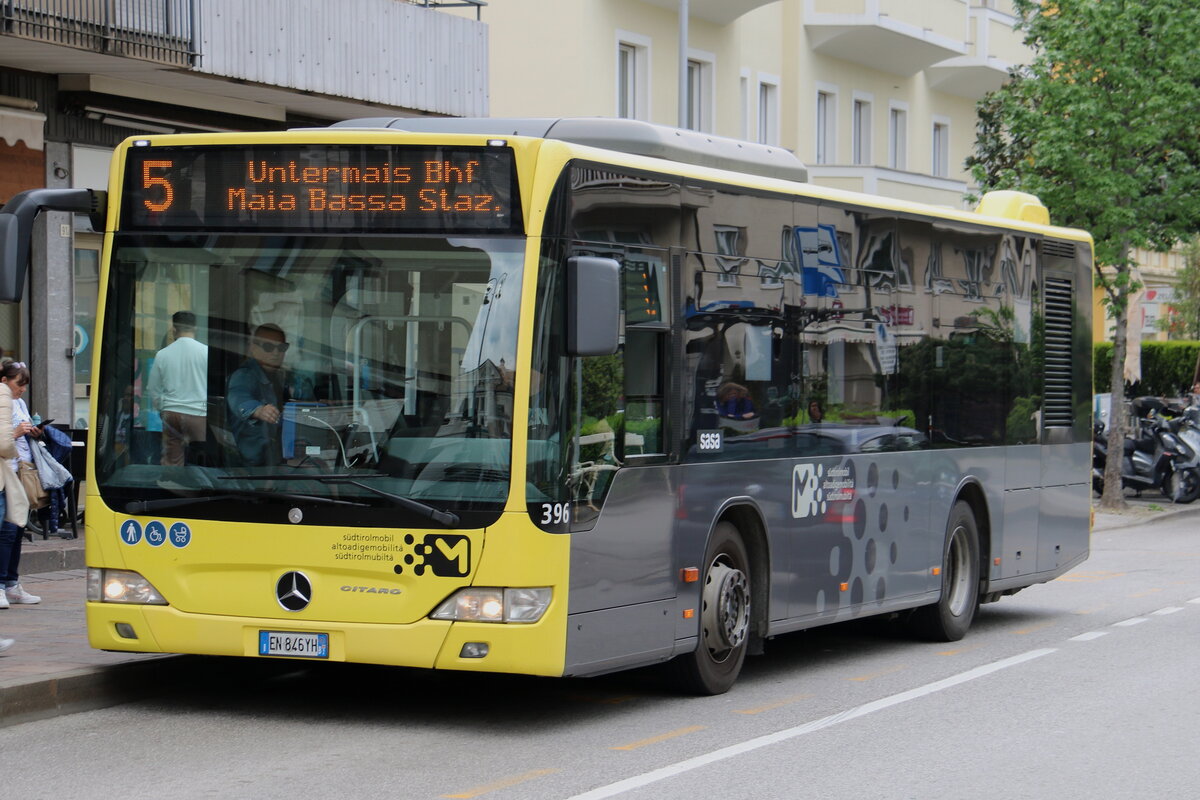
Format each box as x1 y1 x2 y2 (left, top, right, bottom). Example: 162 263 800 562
671 521 752 695
908 500 980 642
1165 469 1200 504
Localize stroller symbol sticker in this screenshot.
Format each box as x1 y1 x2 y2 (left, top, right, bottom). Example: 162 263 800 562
169 522 192 548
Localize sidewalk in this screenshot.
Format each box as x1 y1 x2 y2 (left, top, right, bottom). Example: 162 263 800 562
0 533 178 727
1 496 1197 727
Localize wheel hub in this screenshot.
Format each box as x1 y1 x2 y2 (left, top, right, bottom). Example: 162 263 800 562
702 560 750 655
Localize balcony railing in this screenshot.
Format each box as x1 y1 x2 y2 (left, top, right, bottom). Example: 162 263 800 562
403 0 486 21
1 0 198 67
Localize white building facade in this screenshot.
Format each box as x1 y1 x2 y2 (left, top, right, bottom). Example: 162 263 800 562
480 0 1021 208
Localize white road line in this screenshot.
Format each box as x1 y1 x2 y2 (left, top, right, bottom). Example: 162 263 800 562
1151 607 1184 616
1069 631 1109 642
1112 617 1148 627
564 649 1057 800
1189 597 1200 605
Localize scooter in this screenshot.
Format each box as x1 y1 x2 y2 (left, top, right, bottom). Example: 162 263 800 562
1092 410 1198 502
1159 407 1200 503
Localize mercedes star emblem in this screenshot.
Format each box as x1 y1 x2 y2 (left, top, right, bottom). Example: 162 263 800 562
276 571 312 612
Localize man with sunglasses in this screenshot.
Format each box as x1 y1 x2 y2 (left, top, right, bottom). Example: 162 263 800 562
227 323 315 466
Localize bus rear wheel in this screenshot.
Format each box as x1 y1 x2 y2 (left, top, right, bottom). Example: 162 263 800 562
908 500 979 642
672 521 751 695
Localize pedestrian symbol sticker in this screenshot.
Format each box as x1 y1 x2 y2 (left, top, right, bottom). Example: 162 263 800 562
121 519 143 545
169 522 191 548
145 520 167 547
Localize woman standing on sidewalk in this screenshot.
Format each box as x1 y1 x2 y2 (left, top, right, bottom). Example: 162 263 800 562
0 361 38 611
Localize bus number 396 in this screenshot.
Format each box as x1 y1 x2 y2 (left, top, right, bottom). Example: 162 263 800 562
540 503 570 525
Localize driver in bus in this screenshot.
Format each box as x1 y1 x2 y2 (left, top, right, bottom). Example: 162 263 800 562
226 323 315 466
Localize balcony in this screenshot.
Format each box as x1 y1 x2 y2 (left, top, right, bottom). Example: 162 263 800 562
632 0 778 26
1 0 489 120
804 0 968 77
197 0 488 117
806 164 971 210
926 6 1020 99
1 0 197 67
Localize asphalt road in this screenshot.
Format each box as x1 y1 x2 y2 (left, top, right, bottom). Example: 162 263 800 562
5 514 1198 800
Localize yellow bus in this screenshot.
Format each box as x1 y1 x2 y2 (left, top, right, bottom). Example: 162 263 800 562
0 118 1093 693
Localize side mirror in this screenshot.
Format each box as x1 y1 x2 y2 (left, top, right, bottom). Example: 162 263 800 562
566 256 620 357
0 188 106 303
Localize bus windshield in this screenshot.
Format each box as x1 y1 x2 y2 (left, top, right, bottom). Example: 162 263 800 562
95 233 524 527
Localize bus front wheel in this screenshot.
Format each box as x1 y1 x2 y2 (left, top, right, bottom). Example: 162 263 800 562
908 500 979 642
673 521 751 695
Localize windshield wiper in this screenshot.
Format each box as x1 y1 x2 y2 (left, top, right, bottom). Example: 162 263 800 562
126 489 367 515
221 474 460 527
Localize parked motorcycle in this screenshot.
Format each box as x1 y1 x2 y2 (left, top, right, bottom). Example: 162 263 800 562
1091 405 1200 503
1159 407 1200 503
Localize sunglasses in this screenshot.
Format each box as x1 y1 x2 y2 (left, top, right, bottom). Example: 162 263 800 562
254 340 290 353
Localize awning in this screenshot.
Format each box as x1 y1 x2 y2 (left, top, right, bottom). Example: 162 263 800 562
0 107 46 151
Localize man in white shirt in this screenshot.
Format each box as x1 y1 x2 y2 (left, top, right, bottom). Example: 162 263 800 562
145 311 208 466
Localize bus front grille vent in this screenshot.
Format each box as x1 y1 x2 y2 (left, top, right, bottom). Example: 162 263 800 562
1042 277 1075 428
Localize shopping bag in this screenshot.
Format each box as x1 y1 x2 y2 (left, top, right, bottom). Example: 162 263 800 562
28 437 72 490
17 460 48 509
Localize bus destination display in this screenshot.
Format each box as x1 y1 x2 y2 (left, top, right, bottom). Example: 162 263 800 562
123 144 521 233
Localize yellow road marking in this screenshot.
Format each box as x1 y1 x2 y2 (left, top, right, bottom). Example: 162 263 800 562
733 694 813 715
611 725 706 751
937 643 984 656
1012 621 1055 635
1072 605 1108 615
847 665 906 682
442 769 559 799
1129 588 1163 598
1057 571 1126 583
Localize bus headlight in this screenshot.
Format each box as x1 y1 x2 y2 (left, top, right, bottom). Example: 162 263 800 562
430 587 551 623
86 568 168 605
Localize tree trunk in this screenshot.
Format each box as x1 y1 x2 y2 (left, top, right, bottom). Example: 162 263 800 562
1100 256 1132 511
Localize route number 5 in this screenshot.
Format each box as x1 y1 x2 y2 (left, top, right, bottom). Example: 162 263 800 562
142 160 175 212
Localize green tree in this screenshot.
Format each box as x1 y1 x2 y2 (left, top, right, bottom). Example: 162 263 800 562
967 0 1200 510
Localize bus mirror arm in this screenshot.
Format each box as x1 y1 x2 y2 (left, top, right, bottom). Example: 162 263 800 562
566 256 620 357
0 188 107 303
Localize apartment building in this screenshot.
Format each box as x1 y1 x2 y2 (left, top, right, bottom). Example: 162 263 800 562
481 0 1020 208
0 0 488 426
476 0 1179 345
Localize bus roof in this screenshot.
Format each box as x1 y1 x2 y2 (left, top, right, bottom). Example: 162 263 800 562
328 117 810 184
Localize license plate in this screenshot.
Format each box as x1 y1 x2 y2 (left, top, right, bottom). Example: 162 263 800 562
258 630 329 658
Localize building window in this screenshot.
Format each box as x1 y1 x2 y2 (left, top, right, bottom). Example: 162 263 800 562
889 106 907 170
740 73 751 140
618 44 636 119
932 120 950 177
816 89 836 164
686 56 714 132
758 79 779 146
616 34 650 120
852 98 871 165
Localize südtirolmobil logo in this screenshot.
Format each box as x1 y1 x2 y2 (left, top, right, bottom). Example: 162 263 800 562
792 464 826 518
395 533 471 577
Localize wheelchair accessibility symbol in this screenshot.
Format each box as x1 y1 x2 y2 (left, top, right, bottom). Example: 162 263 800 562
145 521 167 547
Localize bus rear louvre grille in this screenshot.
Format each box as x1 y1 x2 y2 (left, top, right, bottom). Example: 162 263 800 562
1041 240 1077 259
1042 277 1074 427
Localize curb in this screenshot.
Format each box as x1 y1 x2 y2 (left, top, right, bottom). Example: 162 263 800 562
0 655 187 728
1093 500 1200 532
19 541 86 574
